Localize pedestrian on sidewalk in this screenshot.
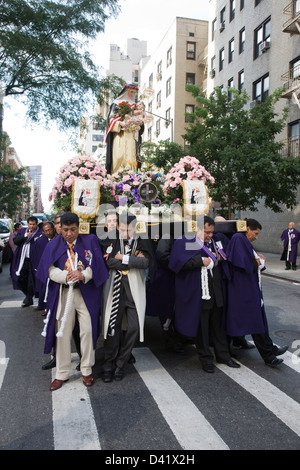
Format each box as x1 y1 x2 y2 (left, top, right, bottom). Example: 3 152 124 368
280 222 300 271
223 218 288 367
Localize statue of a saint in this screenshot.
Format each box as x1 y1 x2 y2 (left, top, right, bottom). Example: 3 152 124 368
105 84 145 174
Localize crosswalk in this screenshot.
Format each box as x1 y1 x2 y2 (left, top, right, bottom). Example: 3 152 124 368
1 295 300 450
37 346 300 450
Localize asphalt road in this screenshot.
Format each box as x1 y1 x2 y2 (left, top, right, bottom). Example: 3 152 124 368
0 262 300 453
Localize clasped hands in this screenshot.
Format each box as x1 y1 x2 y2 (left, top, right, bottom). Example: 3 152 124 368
114 251 145 261
66 270 84 284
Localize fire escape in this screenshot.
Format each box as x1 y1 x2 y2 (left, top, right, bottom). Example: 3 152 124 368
281 1 300 157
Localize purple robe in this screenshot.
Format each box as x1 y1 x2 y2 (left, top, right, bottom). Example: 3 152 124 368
12 227 43 291
168 235 206 337
280 228 300 264
146 238 175 320
36 233 109 354
31 234 48 295
223 233 269 336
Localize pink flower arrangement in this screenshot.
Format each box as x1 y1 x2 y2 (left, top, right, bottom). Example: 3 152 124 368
163 156 214 204
49 154 109 211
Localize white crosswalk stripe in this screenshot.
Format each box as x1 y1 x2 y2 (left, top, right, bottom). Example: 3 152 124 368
0 300 23 308
51 354 101 450
216 361 300 437
133 347 229 450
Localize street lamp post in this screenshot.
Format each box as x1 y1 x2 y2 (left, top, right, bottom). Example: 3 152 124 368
146 110 174 142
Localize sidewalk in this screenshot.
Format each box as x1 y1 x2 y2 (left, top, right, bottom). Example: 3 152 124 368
261 252 300 284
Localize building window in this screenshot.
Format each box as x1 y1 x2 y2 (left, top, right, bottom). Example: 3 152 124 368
220 7 226 30
166 77 171 97
148 126 152 141
239 28 245 54
238 70 245 91
187 41 196 60
156 91 161 108
186 73 196 85
92 134 103 142
92 146 98 153
255 0 262 6
185 105 195 123
148 101 152 113
166 108 171 126
253 74 269 102
167 47 172 67
240 0 245 10
230 0 235 22
291 57 300 79
228 78 234 101
229 38 234 63
288 121 300 157
149 73 153 88
210 56 216 77
212 18 217 41
219 48 225 71
254 17 271 59
156 119 161 137
157 61 162 81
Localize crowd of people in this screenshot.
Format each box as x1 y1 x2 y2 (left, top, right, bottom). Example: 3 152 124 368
10 211 290 392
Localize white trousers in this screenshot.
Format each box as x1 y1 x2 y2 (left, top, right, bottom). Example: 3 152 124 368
55 288 95 380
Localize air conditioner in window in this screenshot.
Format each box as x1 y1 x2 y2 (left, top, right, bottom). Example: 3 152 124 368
259 40 270 54
210 69 216 78
219 22 225 32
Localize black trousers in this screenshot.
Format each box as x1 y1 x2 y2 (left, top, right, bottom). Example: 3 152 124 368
251 333 279 363
195 304 231 365
18 258 34 299
103 276 139 371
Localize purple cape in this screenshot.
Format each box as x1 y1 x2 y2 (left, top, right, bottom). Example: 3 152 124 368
146 259 175 320
11 227 43 290
31 234 49 295
36 233 109 354
168 235 206 337
223 233 269 336
280 228 300 263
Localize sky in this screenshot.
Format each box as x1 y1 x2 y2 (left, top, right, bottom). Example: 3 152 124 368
3 0 210 212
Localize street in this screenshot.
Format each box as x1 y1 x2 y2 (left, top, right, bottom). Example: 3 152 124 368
0 261 300 452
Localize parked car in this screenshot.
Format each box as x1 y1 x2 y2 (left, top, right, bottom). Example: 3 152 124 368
0 220 13 264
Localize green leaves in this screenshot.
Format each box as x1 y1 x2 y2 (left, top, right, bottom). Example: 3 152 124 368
0 165 30 218
184 85 300 218
0 0 121 130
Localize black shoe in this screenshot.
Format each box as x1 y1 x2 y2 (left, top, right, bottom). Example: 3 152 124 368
42 357 56 370
22 297 33 307
275 345 288 356
202 363 214 373
225 359 240 368
265 357 283 368
128 353 136 364
114 367 125 381
285 267 291 270
292 266 297 271
102 371 113 383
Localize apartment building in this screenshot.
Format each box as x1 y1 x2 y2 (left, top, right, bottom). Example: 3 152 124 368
207 0 300 252
139 17 208 147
